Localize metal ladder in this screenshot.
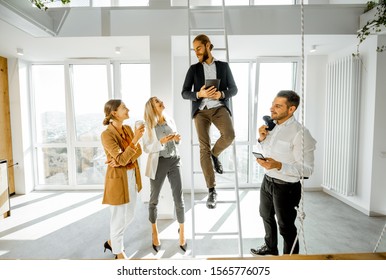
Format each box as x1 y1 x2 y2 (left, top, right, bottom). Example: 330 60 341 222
187 0 243 258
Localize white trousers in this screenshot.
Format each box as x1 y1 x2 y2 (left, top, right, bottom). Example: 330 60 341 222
109 169 137 254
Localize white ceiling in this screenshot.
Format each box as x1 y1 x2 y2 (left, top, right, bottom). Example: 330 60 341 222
0 2 361 62
0 17 358 62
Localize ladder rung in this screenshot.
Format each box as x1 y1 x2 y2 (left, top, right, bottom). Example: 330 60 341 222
192 141 233 146
189 47 227 52
195 231 239 236
194 199 236 205
190 28 225 33
189 5 223 10
189 8 223 13
193 170 235 174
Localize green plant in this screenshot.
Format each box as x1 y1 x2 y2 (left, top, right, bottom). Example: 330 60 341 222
354 1 386 56
31 0 71 11
365 1 379 12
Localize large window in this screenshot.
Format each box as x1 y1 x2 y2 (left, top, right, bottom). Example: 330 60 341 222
31 62 150 189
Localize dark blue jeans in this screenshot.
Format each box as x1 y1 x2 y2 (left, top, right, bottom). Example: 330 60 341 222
259 175 301 254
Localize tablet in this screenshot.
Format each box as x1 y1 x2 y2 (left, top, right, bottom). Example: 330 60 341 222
205 79 220 89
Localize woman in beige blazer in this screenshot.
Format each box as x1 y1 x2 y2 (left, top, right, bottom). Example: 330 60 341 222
101 99 144 259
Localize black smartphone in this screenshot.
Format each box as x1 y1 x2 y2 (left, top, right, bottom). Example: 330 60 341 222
252 152 266 160
205 79 220 89
263 115 276 131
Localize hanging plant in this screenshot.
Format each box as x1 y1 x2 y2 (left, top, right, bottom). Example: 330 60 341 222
354 1 386 56
31 0 71 11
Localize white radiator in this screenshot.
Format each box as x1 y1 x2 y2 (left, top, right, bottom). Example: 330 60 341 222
322 56 361 196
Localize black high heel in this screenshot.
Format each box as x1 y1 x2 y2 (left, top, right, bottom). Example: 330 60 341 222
178 229 187 252
104 241 112 253
152 244 161 252
152 233 161 252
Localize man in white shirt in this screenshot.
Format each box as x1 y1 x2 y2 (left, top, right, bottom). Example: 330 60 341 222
250 90 316 256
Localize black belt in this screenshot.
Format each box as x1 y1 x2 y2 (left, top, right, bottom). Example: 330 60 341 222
265 175 298 185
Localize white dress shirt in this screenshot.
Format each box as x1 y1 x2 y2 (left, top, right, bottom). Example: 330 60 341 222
259 116 317 183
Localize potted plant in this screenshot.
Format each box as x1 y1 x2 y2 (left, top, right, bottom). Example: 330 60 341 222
31 0 71 11
354 0 386 56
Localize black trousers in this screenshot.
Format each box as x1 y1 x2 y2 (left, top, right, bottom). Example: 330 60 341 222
259 175 301 254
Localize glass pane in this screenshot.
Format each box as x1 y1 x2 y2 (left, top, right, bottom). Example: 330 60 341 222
32 65 67 144
120 64 151 125
192 144 248 188
72 65 109 142
230 63 249 142
93 0 149 7
36 147 68 185
76 147 106 185
253 0 295 4
257 63 294 122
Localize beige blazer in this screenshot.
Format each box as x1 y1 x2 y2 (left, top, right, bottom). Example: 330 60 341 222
101 124 142 205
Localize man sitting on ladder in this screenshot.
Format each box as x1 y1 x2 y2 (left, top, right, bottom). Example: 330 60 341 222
181 34 238 209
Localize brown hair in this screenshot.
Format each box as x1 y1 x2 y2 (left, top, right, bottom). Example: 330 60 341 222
276 90 300 109
103 99 122 125
193 34 213 51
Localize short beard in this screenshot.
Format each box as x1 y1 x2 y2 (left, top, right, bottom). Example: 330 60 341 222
201 49 209 63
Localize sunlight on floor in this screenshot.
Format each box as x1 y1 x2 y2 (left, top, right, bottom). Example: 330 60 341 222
0 189 267 259
0 192 107 241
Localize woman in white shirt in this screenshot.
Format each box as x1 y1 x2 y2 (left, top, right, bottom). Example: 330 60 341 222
142 97 186 252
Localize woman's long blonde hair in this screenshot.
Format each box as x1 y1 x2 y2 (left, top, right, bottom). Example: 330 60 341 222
144 97 159 138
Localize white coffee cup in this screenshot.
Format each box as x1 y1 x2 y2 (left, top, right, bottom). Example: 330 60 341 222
135 120 146 129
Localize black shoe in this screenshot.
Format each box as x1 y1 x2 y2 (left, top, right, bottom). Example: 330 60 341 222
152 244 161 253
211 153 223 174
206 189 217 209
250 244 278 256
180 243 187 252
104 241 112 253
178 228 187 252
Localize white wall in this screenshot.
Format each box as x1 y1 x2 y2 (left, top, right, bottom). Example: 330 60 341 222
304 55 327 189
8 59 34 194
370 35 386 216
324 36 386 216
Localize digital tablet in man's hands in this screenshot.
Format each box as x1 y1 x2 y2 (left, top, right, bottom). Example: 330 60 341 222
252 152 266 161
205 79 220 90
